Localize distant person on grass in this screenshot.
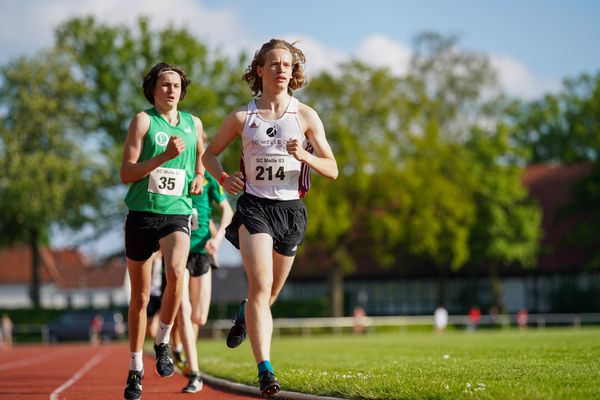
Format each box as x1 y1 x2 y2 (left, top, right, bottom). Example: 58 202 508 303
120 62 204 400
202 38 338 397
434 304 448 333
468 305 481 332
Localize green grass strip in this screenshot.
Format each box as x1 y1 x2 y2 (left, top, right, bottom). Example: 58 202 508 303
196 327 600 399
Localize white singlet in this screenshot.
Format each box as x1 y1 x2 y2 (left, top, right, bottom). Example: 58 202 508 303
241 97 313 200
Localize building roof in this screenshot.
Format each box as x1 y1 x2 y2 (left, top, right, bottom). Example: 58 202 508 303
521 163 594 272
0 246 127 289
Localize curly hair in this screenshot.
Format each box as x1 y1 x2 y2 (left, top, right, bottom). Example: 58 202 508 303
142 62 192 105
243 39 307 97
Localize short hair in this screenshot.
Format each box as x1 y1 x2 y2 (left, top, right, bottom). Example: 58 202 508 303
243 39 307 97
142 63 192 105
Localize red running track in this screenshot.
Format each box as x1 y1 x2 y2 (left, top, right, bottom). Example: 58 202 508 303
0 343 259 400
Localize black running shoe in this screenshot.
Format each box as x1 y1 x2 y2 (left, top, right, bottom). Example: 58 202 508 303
226 321 247 348
123 369 143 400
226 299 247 348
259 371 280 397
181 372 203 393
154 343 174 377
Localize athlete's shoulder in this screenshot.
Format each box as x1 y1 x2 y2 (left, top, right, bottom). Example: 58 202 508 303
235 103 250 118
190 114 203 129
137 109 153 119
297 101 318 116
224 104 249 126
297 102 322 126
129 110 151 132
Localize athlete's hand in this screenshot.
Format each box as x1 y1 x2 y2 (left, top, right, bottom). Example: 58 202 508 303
222 170 245 196
286 138 306 161
164 136 185 160
189 173 204 195
205 244 220 267
205 238 220 255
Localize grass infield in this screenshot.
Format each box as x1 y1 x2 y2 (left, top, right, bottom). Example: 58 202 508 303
196 326 600 399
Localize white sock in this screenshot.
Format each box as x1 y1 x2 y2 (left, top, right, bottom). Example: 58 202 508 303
129 351 143 371
155 321 173 345
175 344 183 353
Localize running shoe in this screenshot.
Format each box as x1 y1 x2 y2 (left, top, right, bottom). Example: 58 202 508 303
123 369 143 400
226 299 247 348
154 343 174 377
258 371 280 397
181 372 203 393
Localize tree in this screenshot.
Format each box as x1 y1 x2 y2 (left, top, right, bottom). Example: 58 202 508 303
465 125 542 311
298 32 541 314
53 16 248 246
510 72 600 164
0 51 110 307
298 56 482 313
299 59 436 316
510 72 600 269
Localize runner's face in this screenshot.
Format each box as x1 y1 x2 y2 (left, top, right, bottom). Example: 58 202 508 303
258 48 292 91
154 71 181 109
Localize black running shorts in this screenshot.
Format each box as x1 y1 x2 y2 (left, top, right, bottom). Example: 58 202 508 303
125 210 191 261
186 252 217 277
225 193 307 257
146 295 162 317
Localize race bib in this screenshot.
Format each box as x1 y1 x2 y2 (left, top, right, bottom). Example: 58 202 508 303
148 167 185 196
249 154 291 186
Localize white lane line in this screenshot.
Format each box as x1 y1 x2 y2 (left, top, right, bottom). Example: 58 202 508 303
0 350 72 372
49 348 110 400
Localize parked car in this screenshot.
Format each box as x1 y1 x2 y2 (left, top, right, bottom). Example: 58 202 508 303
47 309 126 343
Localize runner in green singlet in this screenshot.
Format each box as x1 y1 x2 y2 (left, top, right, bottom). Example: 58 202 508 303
121 62 204 400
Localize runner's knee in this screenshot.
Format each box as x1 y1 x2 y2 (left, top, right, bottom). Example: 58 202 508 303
130 292 150 311
192 314 208 327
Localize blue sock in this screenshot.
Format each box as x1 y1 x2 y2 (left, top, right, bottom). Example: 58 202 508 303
236 298 247 323
258 360 274 375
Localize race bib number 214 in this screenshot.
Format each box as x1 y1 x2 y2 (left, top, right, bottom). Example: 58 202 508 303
250 155 290 186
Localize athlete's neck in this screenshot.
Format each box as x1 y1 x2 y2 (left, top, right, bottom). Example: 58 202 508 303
155 106 179 125
255 93 291 119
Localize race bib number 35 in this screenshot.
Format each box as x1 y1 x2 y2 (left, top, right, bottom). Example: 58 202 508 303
250 155 291 186
148 167 185 196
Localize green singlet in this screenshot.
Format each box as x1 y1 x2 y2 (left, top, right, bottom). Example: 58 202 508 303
190 172 227 254
124 108 197 215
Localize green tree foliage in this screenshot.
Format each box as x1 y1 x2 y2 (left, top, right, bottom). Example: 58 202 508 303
300 32 542 313
0 51 110 307
510 72 600 269
55 16 248 171
510 72 600 163
466 125 542 310
53 16 248 242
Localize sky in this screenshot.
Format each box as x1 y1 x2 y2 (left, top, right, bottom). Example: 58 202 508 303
2 0 599 260
1 0 599 100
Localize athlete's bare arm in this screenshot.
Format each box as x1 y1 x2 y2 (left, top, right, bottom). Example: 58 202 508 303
292 103 338 180
189 116 205 195
120 112 185 184
202 107 247 195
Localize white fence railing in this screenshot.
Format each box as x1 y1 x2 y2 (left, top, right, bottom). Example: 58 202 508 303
206 313 600 337
10 313 600 342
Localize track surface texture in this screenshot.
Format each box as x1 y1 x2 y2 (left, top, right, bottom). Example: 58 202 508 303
0 343 260 400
